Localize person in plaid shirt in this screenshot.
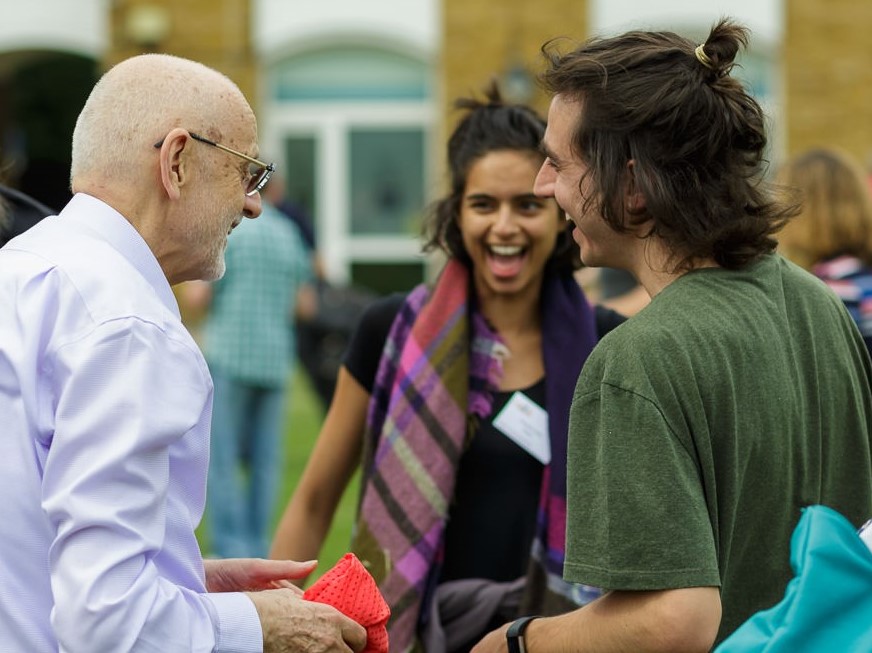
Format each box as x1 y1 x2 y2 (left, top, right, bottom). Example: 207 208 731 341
189 184 313 559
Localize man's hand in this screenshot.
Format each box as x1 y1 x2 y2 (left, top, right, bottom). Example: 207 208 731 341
248 588 368 653
205 558 317 593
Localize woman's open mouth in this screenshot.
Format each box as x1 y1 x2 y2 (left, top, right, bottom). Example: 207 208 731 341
486 244 528 278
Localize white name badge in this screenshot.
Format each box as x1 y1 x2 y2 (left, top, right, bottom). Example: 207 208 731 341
492 391 551 465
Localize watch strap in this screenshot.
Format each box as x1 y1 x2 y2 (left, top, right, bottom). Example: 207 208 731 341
506 615 539 653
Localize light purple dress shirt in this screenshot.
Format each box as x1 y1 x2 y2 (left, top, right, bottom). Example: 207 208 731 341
0 194 262 652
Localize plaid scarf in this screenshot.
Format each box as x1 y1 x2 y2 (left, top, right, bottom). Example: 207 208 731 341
351 259 600 652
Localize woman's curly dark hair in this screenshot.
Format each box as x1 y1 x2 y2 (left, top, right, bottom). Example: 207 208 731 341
422 81 581 274
540 18 797 271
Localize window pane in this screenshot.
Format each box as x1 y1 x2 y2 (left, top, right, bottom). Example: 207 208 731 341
348 128 424 236
282 136 317 244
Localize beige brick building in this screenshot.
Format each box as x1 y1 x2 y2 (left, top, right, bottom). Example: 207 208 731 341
108 0 256 106
441 0 588 126
784 0 872 162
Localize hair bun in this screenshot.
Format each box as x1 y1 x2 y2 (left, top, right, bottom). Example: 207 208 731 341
696 18 749 78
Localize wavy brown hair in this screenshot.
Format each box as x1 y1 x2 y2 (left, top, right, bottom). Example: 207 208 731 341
540 18 797 271
422 82 581 274
777 147 872 270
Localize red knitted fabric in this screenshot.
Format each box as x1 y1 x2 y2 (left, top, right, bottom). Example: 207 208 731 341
303 553 390 653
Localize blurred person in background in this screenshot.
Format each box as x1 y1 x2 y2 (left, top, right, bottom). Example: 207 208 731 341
184 173 313 560
777 146 872 353
265 169 323 285
271 84 627 652
264 173 381 410
260 171 350 409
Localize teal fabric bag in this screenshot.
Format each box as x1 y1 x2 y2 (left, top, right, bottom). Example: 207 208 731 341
716 505 872 653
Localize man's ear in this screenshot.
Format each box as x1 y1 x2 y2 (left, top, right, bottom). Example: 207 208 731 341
156 128 191 201
625 159 647 216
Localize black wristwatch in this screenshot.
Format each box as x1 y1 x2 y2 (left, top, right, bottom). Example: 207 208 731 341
506 615 539 653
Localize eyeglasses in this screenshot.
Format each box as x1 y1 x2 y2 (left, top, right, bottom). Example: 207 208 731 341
153 131 275 196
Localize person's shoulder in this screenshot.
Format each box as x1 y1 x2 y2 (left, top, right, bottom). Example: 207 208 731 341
10 214 179 329
778 254 830 286
582 284 701 385
776 254 854 310
358 292 407 332
343 291 408 390
588 307 659 356
349 291 408 350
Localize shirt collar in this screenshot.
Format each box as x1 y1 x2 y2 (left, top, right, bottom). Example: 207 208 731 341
60 193 180 319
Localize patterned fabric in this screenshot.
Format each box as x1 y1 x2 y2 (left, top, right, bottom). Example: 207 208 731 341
303 553 391 653
204 203 311 386
812 255 872 347
351 258 601 652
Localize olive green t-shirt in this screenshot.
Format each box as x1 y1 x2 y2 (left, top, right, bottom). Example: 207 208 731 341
565 254 872 644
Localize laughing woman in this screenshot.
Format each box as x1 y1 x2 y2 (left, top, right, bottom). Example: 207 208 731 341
270 85 625 652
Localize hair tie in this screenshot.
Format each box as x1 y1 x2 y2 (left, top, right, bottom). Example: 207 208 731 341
695 44 714 70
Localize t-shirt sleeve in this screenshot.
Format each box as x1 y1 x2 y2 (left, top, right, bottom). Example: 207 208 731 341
563 379 720 591
342 293 405 392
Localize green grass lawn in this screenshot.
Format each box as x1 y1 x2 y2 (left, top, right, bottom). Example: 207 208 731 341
198 369 361 586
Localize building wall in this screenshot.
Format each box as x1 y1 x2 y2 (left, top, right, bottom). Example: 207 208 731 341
591 0 781 41
107 0 256 104
441 0 587 129
255 0 438 64
784 0 872 161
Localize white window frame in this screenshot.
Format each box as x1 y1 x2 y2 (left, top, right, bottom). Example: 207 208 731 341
263 100 434 284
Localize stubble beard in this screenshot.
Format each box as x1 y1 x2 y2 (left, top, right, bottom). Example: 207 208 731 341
189 194 236 282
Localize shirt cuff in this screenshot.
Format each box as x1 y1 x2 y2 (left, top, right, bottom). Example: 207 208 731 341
204 592 263 653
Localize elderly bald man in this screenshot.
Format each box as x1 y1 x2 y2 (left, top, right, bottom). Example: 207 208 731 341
0 54 367 653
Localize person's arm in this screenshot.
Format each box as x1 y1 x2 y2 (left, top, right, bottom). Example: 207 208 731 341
472 587 721 653
269 367 371 570
45 319 260 652
45 318 364 653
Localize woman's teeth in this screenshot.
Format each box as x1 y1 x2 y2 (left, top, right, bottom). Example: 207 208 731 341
488 245 524 256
